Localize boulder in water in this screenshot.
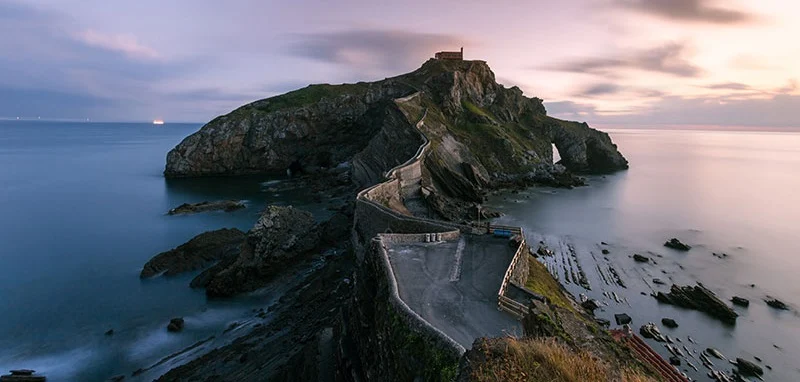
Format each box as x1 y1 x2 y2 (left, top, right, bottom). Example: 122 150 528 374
168 200 245 215
664 238 691 251
654 283 738 324
167 317 185 332
731 296 749 307
633 254 650 263
1 370 46 382
614 313 632 325
661 318 679 328
736 358 764 376
765 297 790 310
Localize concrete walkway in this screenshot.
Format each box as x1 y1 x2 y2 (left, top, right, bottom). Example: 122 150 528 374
386 235 521 348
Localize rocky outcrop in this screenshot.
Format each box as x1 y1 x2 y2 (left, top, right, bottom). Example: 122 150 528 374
663 238 691 251
190 206 321 297
167 317 185 332
765 297 790 310
550 119 628 174
167 200 245 215
140 228 245 278
731 296 750 307
0 370 46 382
736 358 764 376
165 60 627 188
654 284 738 324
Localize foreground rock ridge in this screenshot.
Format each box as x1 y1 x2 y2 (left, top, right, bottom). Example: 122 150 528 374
157 59 634 381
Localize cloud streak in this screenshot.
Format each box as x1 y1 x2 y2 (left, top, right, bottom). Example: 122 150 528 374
573 83 665 98
616 0 756 24
73 29 160 60
285 29 465 72
543 42 702 78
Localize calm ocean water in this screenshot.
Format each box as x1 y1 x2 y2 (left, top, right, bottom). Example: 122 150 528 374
2 122 799 381
0 121 330 381
489 128 800 381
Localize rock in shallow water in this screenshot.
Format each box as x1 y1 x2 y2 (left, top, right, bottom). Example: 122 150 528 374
664 238 691 251
661 318 678 328
1 370 46 382
614 313 632 325
731 296 750 307
765 297 790 310
141 228 246 278
167 317 184 332
654 283 738 324
167 200 245 215
633 253 650 263
736 357 764 376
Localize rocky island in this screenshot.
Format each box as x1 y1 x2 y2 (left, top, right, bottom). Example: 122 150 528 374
149 57 653 381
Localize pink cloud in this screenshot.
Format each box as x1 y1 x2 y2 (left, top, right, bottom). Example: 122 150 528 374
73 29 159 60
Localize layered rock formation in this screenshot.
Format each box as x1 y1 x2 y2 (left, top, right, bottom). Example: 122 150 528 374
193 205 321 297
654 284 738 324
165 60 627 193
140 228 245 278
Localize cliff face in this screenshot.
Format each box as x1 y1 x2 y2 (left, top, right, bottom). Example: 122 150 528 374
165 59 627 183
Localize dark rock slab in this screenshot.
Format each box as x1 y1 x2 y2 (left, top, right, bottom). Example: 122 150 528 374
141 228 246 278
581 299 600 312
1 370 46 382
601 249 610 255
731 296 749 307
633 254 650 263
765 297 790 310
198 206 321 298
168 200 245 215
654 283 738 324
614 313 632 325
669 356 681 366
664 238 691 251
736 357 764 376
167 317 184 332
661 318 678 328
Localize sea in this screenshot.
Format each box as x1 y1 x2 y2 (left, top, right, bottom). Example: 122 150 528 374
0 121 332 381
488 127 800 381
0 122 798 381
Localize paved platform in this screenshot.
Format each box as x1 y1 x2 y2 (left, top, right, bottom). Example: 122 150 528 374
386 234 521 348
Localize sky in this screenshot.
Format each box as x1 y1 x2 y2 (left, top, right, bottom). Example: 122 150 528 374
2 0 799 126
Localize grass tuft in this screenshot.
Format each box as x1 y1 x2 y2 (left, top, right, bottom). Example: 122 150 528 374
470 337 657 382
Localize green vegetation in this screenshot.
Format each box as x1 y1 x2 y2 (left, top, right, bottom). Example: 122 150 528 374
469 337 658 382
462 100 493 120
250 83 370 113
524 256 576 312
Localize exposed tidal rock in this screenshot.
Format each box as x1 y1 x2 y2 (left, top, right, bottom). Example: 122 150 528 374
1 370 46 382
654 284 738 324
765 297 790 310
731 296 750 307
664 238 691 251
196 206 321 298
140 228 245 278
614 313 632 325
168 200 245 215
633 254 650 263
167 317 184 332
661 318 679 328
735 358 764 376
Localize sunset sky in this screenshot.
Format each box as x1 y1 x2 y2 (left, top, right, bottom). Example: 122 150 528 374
2 0 799 126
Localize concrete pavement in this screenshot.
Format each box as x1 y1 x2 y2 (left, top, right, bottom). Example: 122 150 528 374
386 235 521 348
